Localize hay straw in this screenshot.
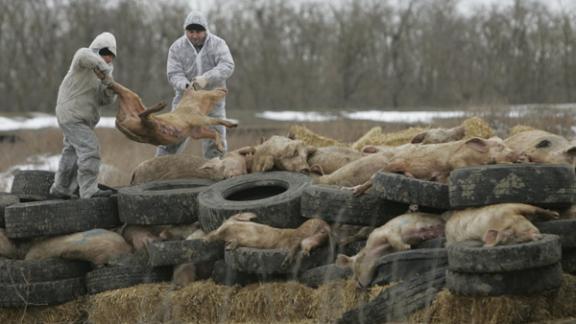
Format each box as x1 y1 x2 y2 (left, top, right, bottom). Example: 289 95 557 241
461 116 494 139
0 298 86 324
352 127 425 150
509 125 536 137
409 274 576 324
287 125 346 148
168 280 238 323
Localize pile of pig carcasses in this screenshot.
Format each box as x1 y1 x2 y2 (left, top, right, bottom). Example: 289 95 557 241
1 163 575 322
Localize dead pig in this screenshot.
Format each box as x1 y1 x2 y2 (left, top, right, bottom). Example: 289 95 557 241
336 212 445 288
252 136 316 173
444 203 559 247
505 129 576 166
307 146 363 175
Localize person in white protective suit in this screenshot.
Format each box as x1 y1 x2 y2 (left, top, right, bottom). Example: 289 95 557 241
156 11 235 159
49 32 118 199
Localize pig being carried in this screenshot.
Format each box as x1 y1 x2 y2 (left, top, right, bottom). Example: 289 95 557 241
336 212 445 288
203 212 331 264
444 203 559 247
353 137 518 195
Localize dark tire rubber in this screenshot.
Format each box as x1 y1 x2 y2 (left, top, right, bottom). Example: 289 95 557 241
371 248 448 286
535 219 576 248
224 245 333 275
300 184 407 226
0 277 85 307
86 264 172 294
4 197 119 239
449 164 576 208
372 172 450 210
337 267 446 324
561 248 576 274
298 264 352 288
0 193 20 227
446 263 563 296
210 259 261 286
118 179 214 225
0 258 91 283
146 239 224 267
447 235 561 273
10 170 55 202
198 172 312 232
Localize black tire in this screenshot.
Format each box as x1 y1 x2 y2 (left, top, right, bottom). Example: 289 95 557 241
146 239 224 267
372 172 450 210
446 263 563 296
0 193 19 227
447 235 561 273
118 179 214 225
371 248 448 286
4 197 119 239
0 258 91 283
224 245 334 275
86 265 172 294
562 248 576 274
198 172 312 232
449 164 576 209
413 237 446 249
0 277 85 307
10 170 55 201
300 184 408 226
339 240 366 257
298 264 352 288
210 259 261 286
535 220 576 248
337 267 446 324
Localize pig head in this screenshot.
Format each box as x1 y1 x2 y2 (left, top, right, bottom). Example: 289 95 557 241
252 136 316 173
410 125 466 144
200 146 255 179
336 212 445 288
105 77 237 151
505 130 576 166
444 203 559 247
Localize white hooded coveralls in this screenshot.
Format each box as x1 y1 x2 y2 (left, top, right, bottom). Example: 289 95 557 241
50 32 117 199
156 11 235 158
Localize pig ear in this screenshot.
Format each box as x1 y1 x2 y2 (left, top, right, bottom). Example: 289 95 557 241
362 145 378 154
535 139 552 149
564 146 576 157
483 229 500 247
199 158 219 170
237 146 255 156
411 132 428 144
306 145 317 156
465 138 489 153
336 254 353 268
310 164 325 175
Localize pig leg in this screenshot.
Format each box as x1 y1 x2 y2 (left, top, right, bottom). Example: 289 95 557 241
351 179 373 197
513 204 560 222
190 127 224 152
386 234 411 251
225 240 239 250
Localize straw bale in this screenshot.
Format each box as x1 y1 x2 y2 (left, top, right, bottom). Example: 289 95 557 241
87 282 170 324
287 125 346 148
409 274 576 324
461 116 494 139
510 125 536 137
169 280 238 323
0 298 86 324
351 126 382 150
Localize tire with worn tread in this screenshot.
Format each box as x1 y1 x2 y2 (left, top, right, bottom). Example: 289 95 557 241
86 265 172 294
300 184 407 226
10 170 55 201
198 172 312 232
446 263 563 296
0 193 19 227
449 164 576 208
210 259 261 286
0 258 91 283
224 245 333 275
338 267 446 323
447 235 561 273
371 248 447 286
562 249 576 274
299 264 352 288
372 172 450 210
4 197 119 238
147 239 224 267
535 220 576 248
0 277 85 307
118 179 214 225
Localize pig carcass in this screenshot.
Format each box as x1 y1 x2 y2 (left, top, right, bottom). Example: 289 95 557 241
158 222 206 241
410 126 466 144
252 136 316 173
308 146 363 175
121 225 161 251
105 76 237 151
25 229 133 266
203 212 331 264
444 203 559 247
199 146 255 179
336 212 445 288
353 137 518 195
505 130 576 166
130 154 216 185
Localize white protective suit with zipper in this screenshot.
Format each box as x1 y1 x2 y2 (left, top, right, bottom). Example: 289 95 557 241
156 11 235 158
50 32 117 199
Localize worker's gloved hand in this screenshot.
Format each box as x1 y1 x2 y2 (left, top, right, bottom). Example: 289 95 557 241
192 76 208 89
94 68 106 80
101 74 114 87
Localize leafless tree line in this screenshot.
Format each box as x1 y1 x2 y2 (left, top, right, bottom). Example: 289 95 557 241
2 0 576 113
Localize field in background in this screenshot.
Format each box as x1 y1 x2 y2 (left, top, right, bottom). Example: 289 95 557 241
1 106 575 189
